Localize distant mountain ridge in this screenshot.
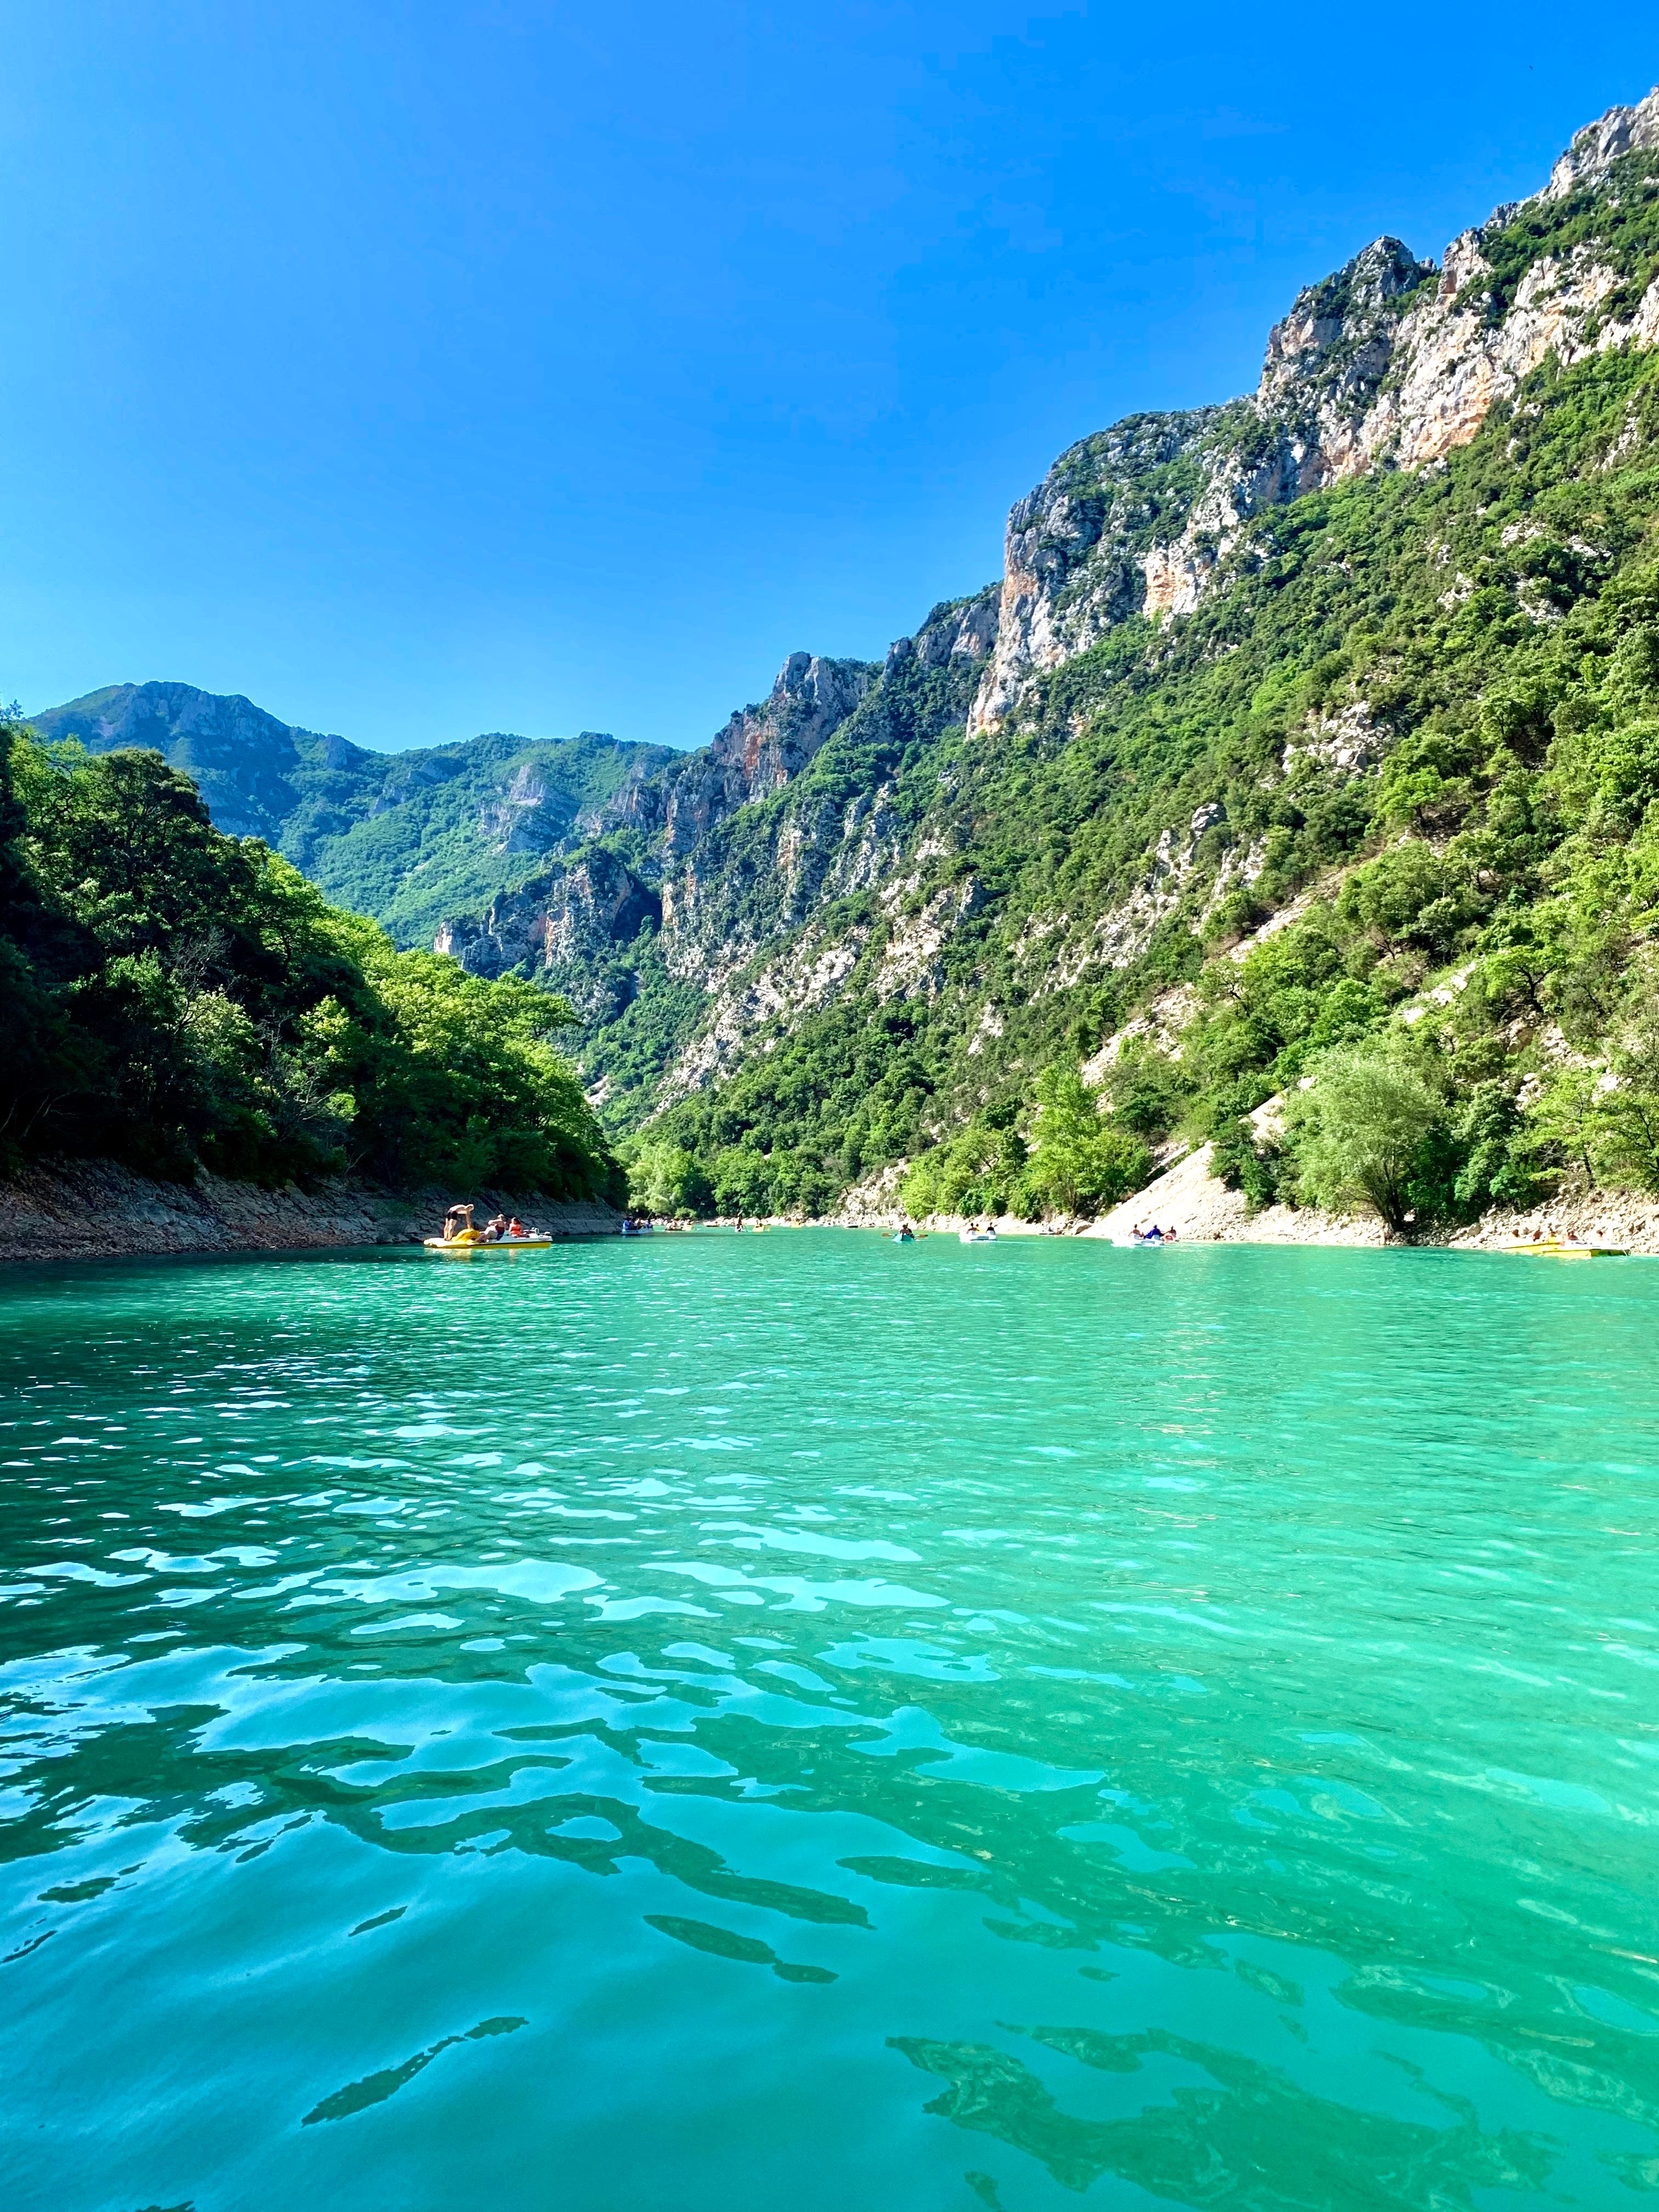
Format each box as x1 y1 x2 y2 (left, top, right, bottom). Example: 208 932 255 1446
28 654 890 958
27 681 678 949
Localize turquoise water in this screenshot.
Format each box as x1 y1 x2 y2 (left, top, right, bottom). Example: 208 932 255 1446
2 1234 1657 2211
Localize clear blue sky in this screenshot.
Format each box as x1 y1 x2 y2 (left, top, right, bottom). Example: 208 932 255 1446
3 4 1656 754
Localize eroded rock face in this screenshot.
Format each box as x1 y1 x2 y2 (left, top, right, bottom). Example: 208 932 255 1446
1543 86 1659 199
969 92 1659 735
969 408 1244 733
435 849 660 1016
660 652 878 857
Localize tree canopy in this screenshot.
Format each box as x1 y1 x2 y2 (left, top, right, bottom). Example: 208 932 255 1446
0 728 622 1201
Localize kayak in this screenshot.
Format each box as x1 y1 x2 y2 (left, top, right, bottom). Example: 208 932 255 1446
422 1235 552 1254
1500 1239 1629 1257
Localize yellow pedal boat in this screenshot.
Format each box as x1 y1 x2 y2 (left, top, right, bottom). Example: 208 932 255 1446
1499 1239 1629 1257
422 1235 552 1254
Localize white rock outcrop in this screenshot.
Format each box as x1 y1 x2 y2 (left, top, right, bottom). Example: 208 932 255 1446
969 91 1659 737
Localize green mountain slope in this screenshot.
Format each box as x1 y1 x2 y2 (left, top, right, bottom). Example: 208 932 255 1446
32 89 1659 1234
569 91 1659 1226
26 682 677 950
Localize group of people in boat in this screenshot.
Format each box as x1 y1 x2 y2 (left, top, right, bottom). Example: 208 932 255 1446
440 1204 530 1244
1132 1221 1178 1244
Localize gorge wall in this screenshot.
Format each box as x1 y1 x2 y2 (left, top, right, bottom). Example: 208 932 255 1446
31 89 1659 1224
491 88 1659 1163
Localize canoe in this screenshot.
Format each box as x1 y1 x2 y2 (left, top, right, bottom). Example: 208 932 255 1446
422 1236 552 1254
1499 1240 1629 1257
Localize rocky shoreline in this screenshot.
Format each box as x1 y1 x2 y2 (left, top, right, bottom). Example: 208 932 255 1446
0 1157 621 1266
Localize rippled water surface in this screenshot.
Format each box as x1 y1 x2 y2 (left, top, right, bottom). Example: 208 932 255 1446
3 1232 1658 2210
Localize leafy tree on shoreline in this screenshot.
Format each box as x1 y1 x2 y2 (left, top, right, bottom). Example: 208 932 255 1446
1287 1043 1449 1233
1019 1063 1150 1217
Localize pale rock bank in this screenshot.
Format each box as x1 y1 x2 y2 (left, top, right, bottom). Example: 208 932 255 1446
828 1124 1659 1255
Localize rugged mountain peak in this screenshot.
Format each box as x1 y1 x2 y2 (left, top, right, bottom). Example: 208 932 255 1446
435 847 661 1014
1257 236 1435 411
1544 86 1659 200
887 590 1001 673
662 652 878 856
767 650 865 718
969 89 1659 736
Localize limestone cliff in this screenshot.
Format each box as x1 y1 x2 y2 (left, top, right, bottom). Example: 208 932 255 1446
435 849 662 1019
659 653 878 857
970 88 1659 735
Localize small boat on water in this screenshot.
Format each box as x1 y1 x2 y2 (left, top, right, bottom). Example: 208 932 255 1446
1500 1237 1629 1257
424 1201 551 1253
959 1228 997 1244
424 1234 552 1254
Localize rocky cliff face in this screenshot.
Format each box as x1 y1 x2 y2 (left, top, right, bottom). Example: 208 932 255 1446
435 849 662 1019
970 88 1659 736
650 593 998 976
1544 86 1659 197
658 653 878 857
421 596 997 1043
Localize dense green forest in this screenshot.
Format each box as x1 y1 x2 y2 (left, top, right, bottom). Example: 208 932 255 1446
630 313 1659 1227
0 726 622 1201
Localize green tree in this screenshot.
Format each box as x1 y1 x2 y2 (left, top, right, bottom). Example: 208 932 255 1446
1210 1117 1283 1210
1019 1063 1150 1216
625 1136 712 1215
1288 1041 1449 1233
901 1119 1028 1219
0 727 621 1200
